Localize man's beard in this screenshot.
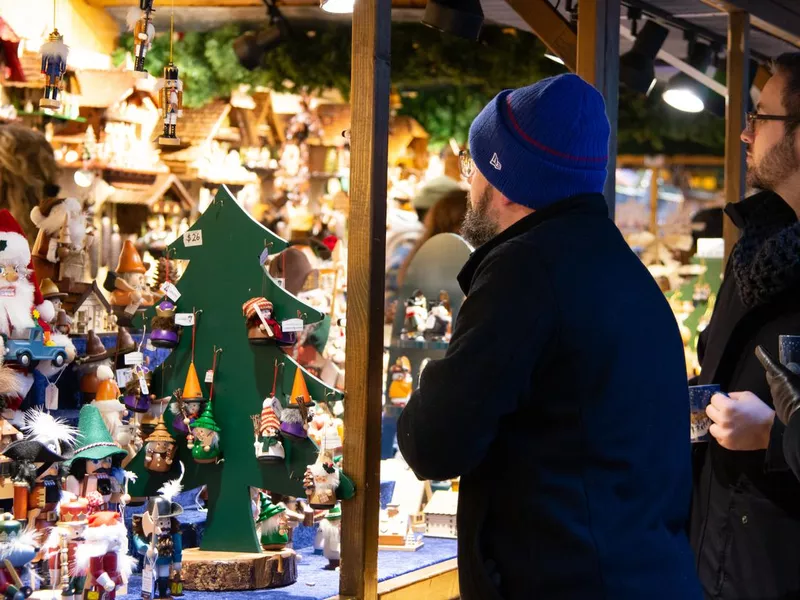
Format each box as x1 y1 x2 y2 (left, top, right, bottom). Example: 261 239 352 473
747 133 799 191
461 186 500 248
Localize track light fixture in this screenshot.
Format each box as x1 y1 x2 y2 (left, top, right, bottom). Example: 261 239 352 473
620 19 670 95
422 0 484 41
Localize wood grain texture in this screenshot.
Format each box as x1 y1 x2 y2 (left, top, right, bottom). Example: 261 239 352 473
504 0 577 71
724 11 750 267
700 0 800 49
182 548 298 590
376 559 459 600
340 0 391 598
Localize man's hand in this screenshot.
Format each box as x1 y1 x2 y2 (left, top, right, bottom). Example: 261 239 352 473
706 391 775 450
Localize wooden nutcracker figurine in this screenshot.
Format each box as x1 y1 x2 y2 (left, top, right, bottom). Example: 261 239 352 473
132 0 156 77
158 63 183 147
40 29 68 110
76 511 133 600
0 513 39 600
42 498 89 600
133 470 184 600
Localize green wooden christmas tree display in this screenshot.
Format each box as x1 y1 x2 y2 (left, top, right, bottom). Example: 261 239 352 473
127 186 351 555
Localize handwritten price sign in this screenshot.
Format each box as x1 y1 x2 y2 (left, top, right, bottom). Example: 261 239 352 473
184 230 203 247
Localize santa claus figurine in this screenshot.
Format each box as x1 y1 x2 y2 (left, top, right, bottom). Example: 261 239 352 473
0 210 55 340
304 450 340 510
104 240 157 320
30 196 92 285
76 511 134 600
91 364 127 444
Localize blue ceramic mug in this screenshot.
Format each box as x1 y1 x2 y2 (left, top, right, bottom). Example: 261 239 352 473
689 384 721 443
779 335 800 374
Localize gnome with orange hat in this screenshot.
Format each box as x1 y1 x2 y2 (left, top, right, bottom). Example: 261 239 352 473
90 364 127 444
75 510 135 600
279 368 316 440
171 361 206 436
0 209 55 339
105 240 157 317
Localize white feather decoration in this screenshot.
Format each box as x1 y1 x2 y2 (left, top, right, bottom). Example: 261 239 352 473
158 461 185 502
22 408 77 450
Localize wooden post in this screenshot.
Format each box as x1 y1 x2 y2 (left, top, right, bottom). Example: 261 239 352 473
723 11 750 266
341 0 391 597
576 0 621 219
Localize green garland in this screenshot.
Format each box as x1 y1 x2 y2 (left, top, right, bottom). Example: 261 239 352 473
115 23 724 154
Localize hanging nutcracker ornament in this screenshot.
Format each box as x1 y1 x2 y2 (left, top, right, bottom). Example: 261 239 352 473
131 0 156 77
188 347 222 464
158 63 183 146
40 1 69 110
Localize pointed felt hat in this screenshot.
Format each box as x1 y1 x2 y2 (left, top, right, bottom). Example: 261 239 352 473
80 330 109 364
182 362 204 400
145 415 175 444
115 327 136 355
67 405 127 464
288 368 314 407
257 496 286 523
40 278 67 299
115 240 147 274
191 400 220 433
325 503 342 521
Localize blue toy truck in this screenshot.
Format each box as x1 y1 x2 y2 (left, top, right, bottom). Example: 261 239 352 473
4 327 67 367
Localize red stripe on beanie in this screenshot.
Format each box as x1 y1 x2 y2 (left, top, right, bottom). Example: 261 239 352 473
505 96 607 163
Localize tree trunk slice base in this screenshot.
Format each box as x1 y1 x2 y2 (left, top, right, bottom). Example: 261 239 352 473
182 547 298 590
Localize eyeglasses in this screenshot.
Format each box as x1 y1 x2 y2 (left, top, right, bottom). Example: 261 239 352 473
745 112 800 132
459 149 475 179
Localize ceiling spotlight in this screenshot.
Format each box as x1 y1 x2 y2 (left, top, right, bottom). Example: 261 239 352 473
663 42 714 113
233 0 289 71
620 20 669 95
320 0 354 13
544 52 565 66
422 0 483 41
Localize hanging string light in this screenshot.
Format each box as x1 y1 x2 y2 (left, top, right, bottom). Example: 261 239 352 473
40 0 69 110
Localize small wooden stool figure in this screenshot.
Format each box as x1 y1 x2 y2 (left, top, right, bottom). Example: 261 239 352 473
158 63 183 147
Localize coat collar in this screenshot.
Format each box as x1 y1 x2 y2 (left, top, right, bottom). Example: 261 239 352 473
457 193 608 294
725 190 796 230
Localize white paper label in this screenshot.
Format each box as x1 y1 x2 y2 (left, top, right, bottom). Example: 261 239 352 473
116 368 134 388
175 313 195 326
160 282 181 302
697 237 724 259
275 277 285 289
259 247 270 266
282 318 304 333
45 383 59 410
139 376 149 396
183 230 203 247
205 369 214 383
254 305 274 336
124 303 139 315
125 351 144 366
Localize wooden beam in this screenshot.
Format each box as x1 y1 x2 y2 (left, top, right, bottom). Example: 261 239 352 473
616 155 725 167
723 10 749 265
376 559 460 600
504 0 577 72
701 0 800 49
340 0 391 597
576 0 620 219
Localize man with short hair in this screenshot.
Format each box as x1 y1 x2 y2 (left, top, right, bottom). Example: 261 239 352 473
397 74 701 600
691 52 800 599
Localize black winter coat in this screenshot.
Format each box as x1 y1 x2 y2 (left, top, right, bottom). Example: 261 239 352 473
398 194 701 600
692 192 800 600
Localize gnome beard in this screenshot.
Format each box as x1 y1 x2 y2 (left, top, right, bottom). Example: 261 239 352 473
0 268 36 337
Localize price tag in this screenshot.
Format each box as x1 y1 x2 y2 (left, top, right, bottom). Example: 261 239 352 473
124 303 139 316
45 383 59 410
697 237 724 259
205 370 214 383
160 282 181 302
282 318 304 333
253 305 274 337
125 351 144 366
259 247 270 266
116 368 134 388
139 375 149 396
175 313 195 327
275 278 285 289
183 230 203 247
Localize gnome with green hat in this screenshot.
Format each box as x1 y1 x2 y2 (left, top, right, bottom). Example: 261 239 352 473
256 493 288 551
188 400 221 464
320 503 342 570
65 405 129 513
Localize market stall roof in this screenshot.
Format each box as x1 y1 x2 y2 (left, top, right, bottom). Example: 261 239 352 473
105 173 195 211
175 99 231 146
75 69 138 109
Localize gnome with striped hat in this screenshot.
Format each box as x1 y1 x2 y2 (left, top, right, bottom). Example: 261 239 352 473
255 395 284 463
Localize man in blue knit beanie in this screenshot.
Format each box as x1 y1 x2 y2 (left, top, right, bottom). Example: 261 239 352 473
398 74 701 600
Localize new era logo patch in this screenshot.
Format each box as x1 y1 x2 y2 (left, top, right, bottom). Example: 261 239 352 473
490 153 502 170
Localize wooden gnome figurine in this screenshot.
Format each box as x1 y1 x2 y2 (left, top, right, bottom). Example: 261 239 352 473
42 497 90 600
319 503 342 570
76 331 111 403
133 469 184 600
106 240 157 317
254 395 284 462
172 362 205 435
257 493 289 551
30 197 91 285
40 278 72 335
402 289 428 340
188 400 221 464
91 364 127 444
0 513 40 599
157 63 183 146
65 405 129 513
279 368 315 440
144 416 177 473
387 356 413 407
242 297 282 344
76 511 133 600
39 29 68 109
131 0 156 77
151 299 179 348
3 409 75 528
304 449 340 510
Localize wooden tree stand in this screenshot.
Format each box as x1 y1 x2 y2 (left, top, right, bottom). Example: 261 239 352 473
182 547 298 590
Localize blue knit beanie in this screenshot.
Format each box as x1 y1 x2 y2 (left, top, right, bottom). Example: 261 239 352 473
468 74 610 210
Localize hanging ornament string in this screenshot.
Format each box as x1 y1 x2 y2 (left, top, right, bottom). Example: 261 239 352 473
190 309 197 363
270 360 279 397
53 0 57 30
169 0 175 63
208 347 222 402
